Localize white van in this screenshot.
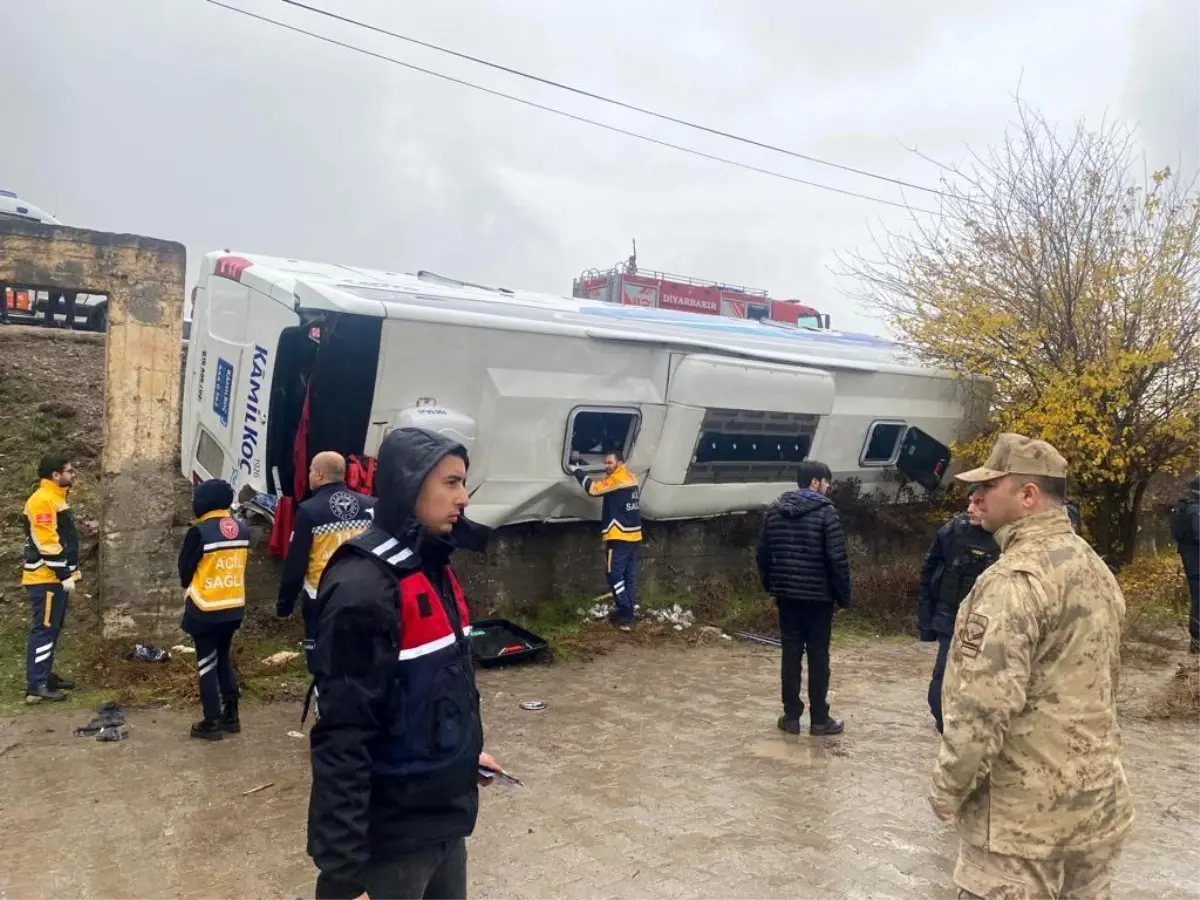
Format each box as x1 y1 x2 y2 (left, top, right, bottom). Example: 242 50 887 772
0 189 61 225
181 251 969 528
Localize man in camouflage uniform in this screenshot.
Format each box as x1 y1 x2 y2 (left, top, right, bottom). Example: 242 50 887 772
929 433 1133 900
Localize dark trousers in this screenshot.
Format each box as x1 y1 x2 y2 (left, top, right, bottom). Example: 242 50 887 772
44 291 77 328
1188 576 1199 645
316 838 468 900
302 594 318 674
192 623 240 721
928 633 953 732
605 541 638 620
26 583 69 689
777 601 835 722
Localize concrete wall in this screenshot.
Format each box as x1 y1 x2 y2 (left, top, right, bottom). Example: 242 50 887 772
238 505 934 620
0 220 186 637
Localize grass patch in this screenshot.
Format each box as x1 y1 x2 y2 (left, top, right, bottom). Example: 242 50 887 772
1118 553 1191 658
0 599 310 717
1147 659 1200 720
0 611 113 717
1118 554 1195 716
495 558 923 663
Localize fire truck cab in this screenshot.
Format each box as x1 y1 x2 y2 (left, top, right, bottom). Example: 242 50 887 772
573 260 829 330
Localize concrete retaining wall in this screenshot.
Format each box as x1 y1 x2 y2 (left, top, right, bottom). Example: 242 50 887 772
0 221 186 637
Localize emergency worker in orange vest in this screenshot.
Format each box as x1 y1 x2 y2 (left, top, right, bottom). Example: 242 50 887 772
177 479 250 741
569 448 642 631
22 453 80 703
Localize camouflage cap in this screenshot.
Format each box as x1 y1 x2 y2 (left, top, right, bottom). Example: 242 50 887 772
955 432 1068 484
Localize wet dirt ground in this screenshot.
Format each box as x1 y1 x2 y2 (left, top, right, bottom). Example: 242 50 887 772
0 639 1196 899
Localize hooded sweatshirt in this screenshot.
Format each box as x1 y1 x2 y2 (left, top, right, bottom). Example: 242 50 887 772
307 428 490 900
756 488 852 606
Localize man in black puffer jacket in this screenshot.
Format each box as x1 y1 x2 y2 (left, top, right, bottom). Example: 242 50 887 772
916 485 999 732
756 460 852 736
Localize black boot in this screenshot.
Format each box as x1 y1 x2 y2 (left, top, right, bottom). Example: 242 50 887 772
810 715 845 736
777 715 801 735
190 719 224 741
48 672 76 691
219 698 241 734
25 684 66 704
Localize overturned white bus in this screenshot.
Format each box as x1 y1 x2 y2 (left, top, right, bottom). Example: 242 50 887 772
180 251 970 528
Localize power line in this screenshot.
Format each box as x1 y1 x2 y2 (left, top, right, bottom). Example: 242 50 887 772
206 1 939 215
277 0 954 201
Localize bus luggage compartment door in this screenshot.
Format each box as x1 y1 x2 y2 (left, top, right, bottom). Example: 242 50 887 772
640 354 835 518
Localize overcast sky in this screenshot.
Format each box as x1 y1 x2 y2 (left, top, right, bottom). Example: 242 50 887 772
3 0 1197 335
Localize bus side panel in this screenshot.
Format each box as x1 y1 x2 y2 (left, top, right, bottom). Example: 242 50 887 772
183 275 250 485
226 288 300 496
181 273 298 494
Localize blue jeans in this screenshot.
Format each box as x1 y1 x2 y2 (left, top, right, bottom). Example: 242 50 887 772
605 542 638 621
928 633 952 732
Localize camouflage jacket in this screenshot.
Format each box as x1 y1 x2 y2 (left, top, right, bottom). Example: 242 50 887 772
929 507 1134 859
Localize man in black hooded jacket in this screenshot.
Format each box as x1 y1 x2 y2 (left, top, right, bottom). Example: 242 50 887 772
307 427 502 900
756 460 852 736
916 486 999 732
1170 476 1199 653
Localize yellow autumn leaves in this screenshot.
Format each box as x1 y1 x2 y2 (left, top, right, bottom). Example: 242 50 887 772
844 104 1200 561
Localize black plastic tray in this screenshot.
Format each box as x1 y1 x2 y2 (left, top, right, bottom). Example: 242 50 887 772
468 617 548 667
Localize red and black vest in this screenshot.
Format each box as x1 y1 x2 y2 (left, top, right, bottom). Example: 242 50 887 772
325 529 483 787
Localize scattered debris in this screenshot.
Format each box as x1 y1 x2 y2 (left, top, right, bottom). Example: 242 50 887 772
733 630 782 648
263 650 302 667
519 700 547 711
286 730 305 739
95 726 128 742
580 601 696 628
241 782 275 796
75 702 127 739
644 603 694 628
122 643 170 663
171 644 195 655
239 492 279 524
132 699 170 710
582 601 616 621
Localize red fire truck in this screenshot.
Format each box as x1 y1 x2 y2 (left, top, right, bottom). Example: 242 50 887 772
571 250 830 329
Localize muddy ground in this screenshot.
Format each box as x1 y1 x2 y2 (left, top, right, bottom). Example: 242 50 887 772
0 639 1196 900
